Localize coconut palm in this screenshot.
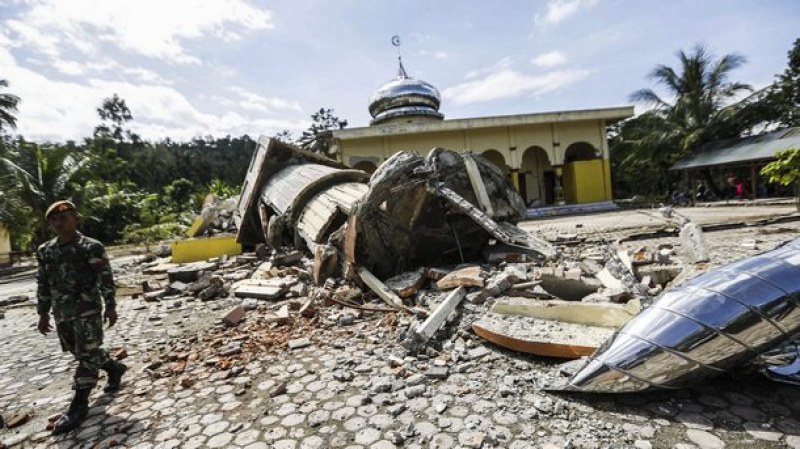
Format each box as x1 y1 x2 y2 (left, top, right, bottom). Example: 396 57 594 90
0 79 21 132
0 143 85 245
630 44 752 153
613 45 753 197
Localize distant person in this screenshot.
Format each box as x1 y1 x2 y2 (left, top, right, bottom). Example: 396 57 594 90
735 178 745 199
35 201 127 435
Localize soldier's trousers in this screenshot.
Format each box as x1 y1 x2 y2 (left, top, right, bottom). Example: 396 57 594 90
56 313 114 390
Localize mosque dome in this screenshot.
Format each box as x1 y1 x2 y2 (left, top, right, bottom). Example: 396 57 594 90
368 59 444 126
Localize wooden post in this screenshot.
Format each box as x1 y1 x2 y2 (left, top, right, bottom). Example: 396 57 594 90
750 164 757 200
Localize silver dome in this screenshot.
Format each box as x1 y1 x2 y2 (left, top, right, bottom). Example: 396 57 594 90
368 59 444 125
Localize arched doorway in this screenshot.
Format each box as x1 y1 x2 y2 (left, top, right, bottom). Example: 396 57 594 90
353 161 378 175
520 146 554 206
564 141 600 163
480 149 511 175
562 141 608 204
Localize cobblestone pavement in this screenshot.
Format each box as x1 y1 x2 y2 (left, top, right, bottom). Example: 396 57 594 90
2 211 800 449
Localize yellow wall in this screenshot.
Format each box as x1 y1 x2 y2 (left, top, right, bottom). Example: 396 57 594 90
0 223 10 266
172 235 242 264
562 159 612 204
338 118 615 204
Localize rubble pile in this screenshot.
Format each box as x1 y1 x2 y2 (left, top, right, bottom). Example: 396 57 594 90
117 137 799 400
124 232 692 390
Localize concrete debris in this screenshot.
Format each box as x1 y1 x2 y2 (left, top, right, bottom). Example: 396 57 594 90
436 266 484 290
222 306 246 327
491 297 641 328
403 287 466 351
385 267 428 298
357 267 404 309
472 312 613 358
235 138 554 282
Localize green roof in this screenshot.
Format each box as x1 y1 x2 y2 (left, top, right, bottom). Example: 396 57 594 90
671 127 800 170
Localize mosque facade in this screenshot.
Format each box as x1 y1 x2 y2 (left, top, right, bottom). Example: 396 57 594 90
331 59 633 206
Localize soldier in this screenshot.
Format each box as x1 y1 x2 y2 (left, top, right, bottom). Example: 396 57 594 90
36 200 127 435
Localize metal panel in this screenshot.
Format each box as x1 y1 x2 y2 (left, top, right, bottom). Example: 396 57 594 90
563 238 800 392
671 127 800 170
260 164 341 214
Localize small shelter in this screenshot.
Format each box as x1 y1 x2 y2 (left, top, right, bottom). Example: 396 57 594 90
670 127 800 199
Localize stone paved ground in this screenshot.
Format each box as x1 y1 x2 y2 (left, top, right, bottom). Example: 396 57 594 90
2 208 800 449
519 204 797 240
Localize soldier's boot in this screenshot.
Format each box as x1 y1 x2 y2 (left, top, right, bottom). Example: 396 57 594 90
52 387 91 435
103 360 127 393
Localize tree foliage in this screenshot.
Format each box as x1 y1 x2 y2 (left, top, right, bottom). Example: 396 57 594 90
0 79 21 133
760 147 800 210
297 108 347 157
612 45 756 198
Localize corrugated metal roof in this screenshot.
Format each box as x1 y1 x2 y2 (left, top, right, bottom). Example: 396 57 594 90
671 127 800 170
296 182 368 243
259 164 341 213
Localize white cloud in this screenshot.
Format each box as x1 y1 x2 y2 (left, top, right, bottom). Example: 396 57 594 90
4 0 274 64
443 66 591 105
464 57 513 80
418 49 448 60
0 48 305 142
534 0 598 29
225 87 302 113
531 50 567 68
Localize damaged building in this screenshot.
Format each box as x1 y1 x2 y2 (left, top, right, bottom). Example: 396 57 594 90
235 137 556 281
330 58 634 208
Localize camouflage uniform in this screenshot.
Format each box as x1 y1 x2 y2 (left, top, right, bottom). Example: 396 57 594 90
36 232 117 389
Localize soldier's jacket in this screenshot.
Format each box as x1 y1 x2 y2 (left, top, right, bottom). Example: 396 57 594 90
36 232 116 320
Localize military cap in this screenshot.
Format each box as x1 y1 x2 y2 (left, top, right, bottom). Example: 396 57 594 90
45 200 77 219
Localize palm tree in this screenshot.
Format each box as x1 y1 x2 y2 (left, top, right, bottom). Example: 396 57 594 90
631 45 752 152
0 79 21 133
0 143 85 245
616 45 753 196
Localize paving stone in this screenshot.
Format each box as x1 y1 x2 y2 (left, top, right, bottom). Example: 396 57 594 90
355 427 381 445
677 412 714 431
742 422 783 441
686 429 725 449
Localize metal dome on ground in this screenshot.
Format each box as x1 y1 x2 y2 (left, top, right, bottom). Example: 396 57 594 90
368 58 444 126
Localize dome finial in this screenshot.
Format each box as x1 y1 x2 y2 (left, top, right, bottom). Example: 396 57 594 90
397 56 408 79
391 34 408 79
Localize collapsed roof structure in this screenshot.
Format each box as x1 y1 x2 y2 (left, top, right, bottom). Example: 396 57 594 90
235 137 556 281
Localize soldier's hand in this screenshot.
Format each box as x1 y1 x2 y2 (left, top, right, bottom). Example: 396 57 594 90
37 314 52 335
104 308 118 328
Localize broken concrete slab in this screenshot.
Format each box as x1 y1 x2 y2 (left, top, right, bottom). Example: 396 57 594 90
357 267 404 309
273 250 303 267
222 306 246 326
471 273 517 304
386 267 428 298
537 272 601 301
167 262 218 283
436 266 484 290
288 337 312 350
679 221 710 263
232 277 297 300
404 287 466 350
472 312 614 358
312 244 339 286
491 297 641 328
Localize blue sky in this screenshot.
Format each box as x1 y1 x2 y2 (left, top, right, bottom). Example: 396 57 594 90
0 0 797 142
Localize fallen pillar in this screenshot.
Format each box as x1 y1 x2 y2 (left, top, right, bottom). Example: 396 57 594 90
403 286 466 350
